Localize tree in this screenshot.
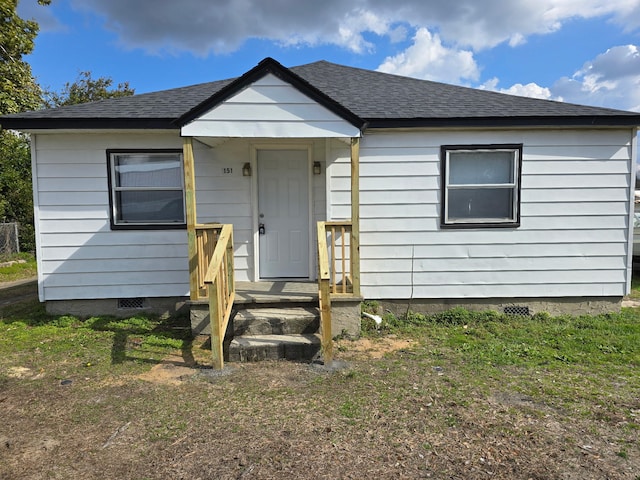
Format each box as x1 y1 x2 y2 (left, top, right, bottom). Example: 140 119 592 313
0 1 133 252
0 0 50 252
44 71 134 108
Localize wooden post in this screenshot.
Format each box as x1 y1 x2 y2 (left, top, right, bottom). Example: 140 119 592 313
350 137 361 296
183 137 198 301
209 280 224 369
319 278 333 365
317 222 333 366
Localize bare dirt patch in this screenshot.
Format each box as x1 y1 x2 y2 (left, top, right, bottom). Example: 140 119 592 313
136 353 199 385
336 334 415 359
5 366 44 381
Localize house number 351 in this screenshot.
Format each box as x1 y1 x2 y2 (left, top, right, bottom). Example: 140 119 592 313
222 167 233 174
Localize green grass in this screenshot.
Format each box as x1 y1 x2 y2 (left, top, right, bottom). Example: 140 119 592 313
360 306 640 418
0 299 192 379
366 307 640 369
0 252 37 283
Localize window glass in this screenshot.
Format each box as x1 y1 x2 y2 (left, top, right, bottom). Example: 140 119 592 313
115 190 185 223
115 155 182 188
448 188 513 220
449 151 514 185
109 151 185 227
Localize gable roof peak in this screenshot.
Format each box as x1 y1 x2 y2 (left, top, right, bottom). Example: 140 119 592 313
175 57 365 129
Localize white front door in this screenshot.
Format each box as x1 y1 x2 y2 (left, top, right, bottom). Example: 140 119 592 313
258 149 310 278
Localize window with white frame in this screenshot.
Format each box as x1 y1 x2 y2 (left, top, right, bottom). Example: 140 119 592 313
441 144 522 227
107 150 185 229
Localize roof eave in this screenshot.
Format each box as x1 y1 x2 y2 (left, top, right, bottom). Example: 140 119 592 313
0 118 178 131
3 115 638 132
365 116 640 129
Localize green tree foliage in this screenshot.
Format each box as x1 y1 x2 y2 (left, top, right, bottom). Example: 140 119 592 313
0 131 33 250
0 1 133 252
0 0 48 116
0 0 50 251
44 71 134 108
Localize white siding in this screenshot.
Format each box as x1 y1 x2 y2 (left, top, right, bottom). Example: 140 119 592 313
181 74 360 138
34 125 633 303
33 133 328 301
33 132 190 301
328 129 635 299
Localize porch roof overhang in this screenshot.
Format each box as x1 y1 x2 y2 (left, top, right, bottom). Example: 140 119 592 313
181 116 361 139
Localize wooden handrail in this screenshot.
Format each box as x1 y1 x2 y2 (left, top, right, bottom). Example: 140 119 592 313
204 224 232 284
317 221 333 366
194 223 223 300
196 223 235 370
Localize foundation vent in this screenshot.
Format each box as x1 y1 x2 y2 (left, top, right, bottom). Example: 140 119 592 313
117 297 146 309
504 305 530 316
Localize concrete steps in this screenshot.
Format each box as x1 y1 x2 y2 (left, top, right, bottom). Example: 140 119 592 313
228 333 321 362
232 307 319 336
228 305 321 362
189 281 361 364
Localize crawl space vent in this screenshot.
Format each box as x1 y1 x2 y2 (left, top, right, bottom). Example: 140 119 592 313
117 297 145 309
503 305 530 316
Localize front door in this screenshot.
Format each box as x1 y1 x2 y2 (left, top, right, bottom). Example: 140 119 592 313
258 149 310 278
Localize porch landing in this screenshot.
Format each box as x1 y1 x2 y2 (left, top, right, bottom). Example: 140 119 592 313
234 281 318 304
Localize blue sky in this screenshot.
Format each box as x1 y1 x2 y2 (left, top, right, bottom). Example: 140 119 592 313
17 0 640 113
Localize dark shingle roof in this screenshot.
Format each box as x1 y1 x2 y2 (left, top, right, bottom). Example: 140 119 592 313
291 61 639 124
2 57 639 130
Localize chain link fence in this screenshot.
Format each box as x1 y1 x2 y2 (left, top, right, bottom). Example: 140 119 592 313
0 223 20 257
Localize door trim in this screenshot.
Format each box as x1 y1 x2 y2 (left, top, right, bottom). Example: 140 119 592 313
250 143 314 282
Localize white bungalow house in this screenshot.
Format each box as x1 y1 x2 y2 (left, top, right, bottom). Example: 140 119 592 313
2 57 639 366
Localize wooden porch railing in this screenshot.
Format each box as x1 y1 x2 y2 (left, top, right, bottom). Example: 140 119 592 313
195 223 235 370
320 221 360 295
316 220 361 366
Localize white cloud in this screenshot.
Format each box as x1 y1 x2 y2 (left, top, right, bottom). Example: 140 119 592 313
331 9 392 53
388 25 408 44
68 0 398 55
553 45 640 111
377 28 479 84
64 0 640 56
480 45 640 112
480 78 561 101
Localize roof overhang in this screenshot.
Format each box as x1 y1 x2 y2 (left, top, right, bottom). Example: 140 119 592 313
365 116 640 129
0 117 177 130
4 115 638 134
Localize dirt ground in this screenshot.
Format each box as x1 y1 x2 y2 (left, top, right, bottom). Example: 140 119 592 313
1 334 638 480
